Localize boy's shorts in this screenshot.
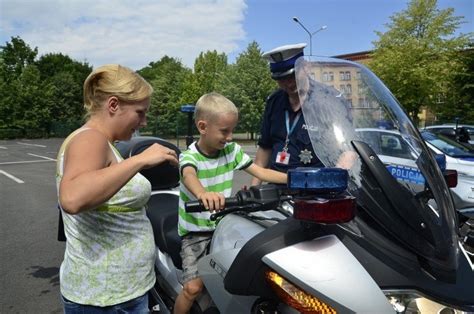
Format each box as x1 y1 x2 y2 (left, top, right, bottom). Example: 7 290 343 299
180 232 213 283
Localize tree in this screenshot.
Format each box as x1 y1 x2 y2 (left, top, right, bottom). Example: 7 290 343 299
2 64 54 135
0 36 38 81
0 37 51 136
368 0 472 123
218 41 276 138
138 56 192 136
36 53 92 125
193 50 228 96
436 47 474 123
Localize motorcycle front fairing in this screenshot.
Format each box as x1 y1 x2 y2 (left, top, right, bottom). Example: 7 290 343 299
282 56 473 307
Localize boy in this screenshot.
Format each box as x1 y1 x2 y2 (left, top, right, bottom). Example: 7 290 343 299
174 92 287 314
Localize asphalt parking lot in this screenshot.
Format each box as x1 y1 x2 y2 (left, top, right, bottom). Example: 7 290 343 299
0 138 255 313
1 138 65 313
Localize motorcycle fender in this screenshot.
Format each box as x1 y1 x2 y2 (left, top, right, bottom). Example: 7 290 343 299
262 235 395 314
197 248 258 313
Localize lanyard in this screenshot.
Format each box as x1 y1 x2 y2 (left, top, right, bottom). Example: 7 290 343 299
283 110 301 152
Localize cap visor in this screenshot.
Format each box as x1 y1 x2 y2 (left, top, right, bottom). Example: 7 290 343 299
272 68 295 80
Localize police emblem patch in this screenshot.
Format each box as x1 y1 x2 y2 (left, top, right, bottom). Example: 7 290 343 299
299 149 312 164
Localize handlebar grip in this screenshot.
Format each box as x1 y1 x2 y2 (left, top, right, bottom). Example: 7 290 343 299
185 200 205 213
223 197 240 208
185 196 241 213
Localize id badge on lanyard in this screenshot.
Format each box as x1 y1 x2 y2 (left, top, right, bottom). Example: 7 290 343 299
276 111 301 165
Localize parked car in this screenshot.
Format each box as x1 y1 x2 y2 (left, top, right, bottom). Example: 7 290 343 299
356 128 474 213
420 131 474 176
421 124 474 145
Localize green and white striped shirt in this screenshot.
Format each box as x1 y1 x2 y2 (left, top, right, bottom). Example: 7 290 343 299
178 141 252 236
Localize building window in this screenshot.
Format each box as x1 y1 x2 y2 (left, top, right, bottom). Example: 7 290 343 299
323 72 329 82
339 71 345 80
346 84 352 94
339 84 345 94
345 71 351 81
329 72 334 81
359 98 369 108
356 71 361 80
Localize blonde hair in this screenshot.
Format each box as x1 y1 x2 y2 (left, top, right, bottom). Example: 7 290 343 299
83 64 153 117
194 92 238 122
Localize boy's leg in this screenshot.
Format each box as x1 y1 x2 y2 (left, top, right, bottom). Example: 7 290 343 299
174 277 203 314
174 233 212 314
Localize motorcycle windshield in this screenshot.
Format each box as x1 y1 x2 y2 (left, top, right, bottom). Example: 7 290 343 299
295 56 458 278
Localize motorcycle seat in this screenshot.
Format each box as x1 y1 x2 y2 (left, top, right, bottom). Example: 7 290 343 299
146 193 183 270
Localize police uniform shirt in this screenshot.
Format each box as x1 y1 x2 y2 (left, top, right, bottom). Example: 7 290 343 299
258 89 323 172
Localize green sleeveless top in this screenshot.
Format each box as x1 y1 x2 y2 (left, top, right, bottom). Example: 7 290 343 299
56 129 155 306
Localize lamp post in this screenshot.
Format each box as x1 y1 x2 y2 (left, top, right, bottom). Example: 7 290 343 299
292 17 327 56
180 104 195 148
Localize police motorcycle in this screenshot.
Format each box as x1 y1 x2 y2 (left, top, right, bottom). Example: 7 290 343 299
116 56 474 313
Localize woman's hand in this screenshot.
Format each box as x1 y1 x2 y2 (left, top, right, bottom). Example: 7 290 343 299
136 143 178 169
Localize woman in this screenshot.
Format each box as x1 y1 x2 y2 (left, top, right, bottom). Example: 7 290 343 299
56 64 178 312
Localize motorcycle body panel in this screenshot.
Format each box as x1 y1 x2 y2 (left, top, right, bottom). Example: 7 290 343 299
197 249 258 313
210 211 284 253
262 235 395 313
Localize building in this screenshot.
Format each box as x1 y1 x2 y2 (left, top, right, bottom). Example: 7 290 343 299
329 50 436 127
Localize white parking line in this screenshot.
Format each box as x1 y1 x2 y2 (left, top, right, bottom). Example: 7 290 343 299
0 160 53 165
0 170 24 183
28 153 56 161
0 146 6 149
17 142 47 147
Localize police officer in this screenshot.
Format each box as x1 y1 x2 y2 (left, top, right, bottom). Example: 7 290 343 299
251 43 323 185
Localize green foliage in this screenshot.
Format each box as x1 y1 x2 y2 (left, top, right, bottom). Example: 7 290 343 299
368 0 472 122
434 47 474 124
193 50 228 96
36 53 92 124
0 36 38 81
0 37 90 138
218 41 276 138
138 56 192 136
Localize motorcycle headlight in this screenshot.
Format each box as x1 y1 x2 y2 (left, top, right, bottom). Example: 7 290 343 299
384 290 469 314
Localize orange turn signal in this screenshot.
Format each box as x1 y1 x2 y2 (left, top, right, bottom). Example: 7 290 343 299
265 269 337 314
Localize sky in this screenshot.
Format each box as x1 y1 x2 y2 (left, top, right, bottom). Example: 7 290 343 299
1 0 472 70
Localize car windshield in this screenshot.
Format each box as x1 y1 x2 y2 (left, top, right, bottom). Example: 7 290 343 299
421 131 474 158
295 56 459 277
356 129 416 159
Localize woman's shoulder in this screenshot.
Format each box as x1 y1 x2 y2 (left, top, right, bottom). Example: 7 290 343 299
64 128 110 156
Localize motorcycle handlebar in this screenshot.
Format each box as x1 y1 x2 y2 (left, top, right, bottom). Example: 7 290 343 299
185 196 241 213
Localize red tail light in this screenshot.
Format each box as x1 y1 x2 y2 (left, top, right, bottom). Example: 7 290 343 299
293 196 356 224
444 169 457 188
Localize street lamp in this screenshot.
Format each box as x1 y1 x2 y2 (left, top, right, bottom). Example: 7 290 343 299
292 16 327 56
180 104 195 148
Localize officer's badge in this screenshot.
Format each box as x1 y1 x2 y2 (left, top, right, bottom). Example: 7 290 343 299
299 149 312 164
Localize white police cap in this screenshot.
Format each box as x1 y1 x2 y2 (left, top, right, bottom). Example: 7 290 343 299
262 43 306 80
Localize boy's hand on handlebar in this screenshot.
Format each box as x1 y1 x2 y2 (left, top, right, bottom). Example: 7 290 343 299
197 191 225 212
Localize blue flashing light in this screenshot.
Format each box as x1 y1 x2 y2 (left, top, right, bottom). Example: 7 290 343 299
288 167 348 192
434 154 446 172
180 104 195 113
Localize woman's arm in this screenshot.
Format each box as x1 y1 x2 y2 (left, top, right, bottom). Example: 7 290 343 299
59 130 177 214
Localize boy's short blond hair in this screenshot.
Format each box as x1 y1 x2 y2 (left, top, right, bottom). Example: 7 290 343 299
194 92 238 122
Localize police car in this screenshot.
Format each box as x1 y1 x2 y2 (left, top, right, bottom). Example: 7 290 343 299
422 124 474 145
356 128 474 213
